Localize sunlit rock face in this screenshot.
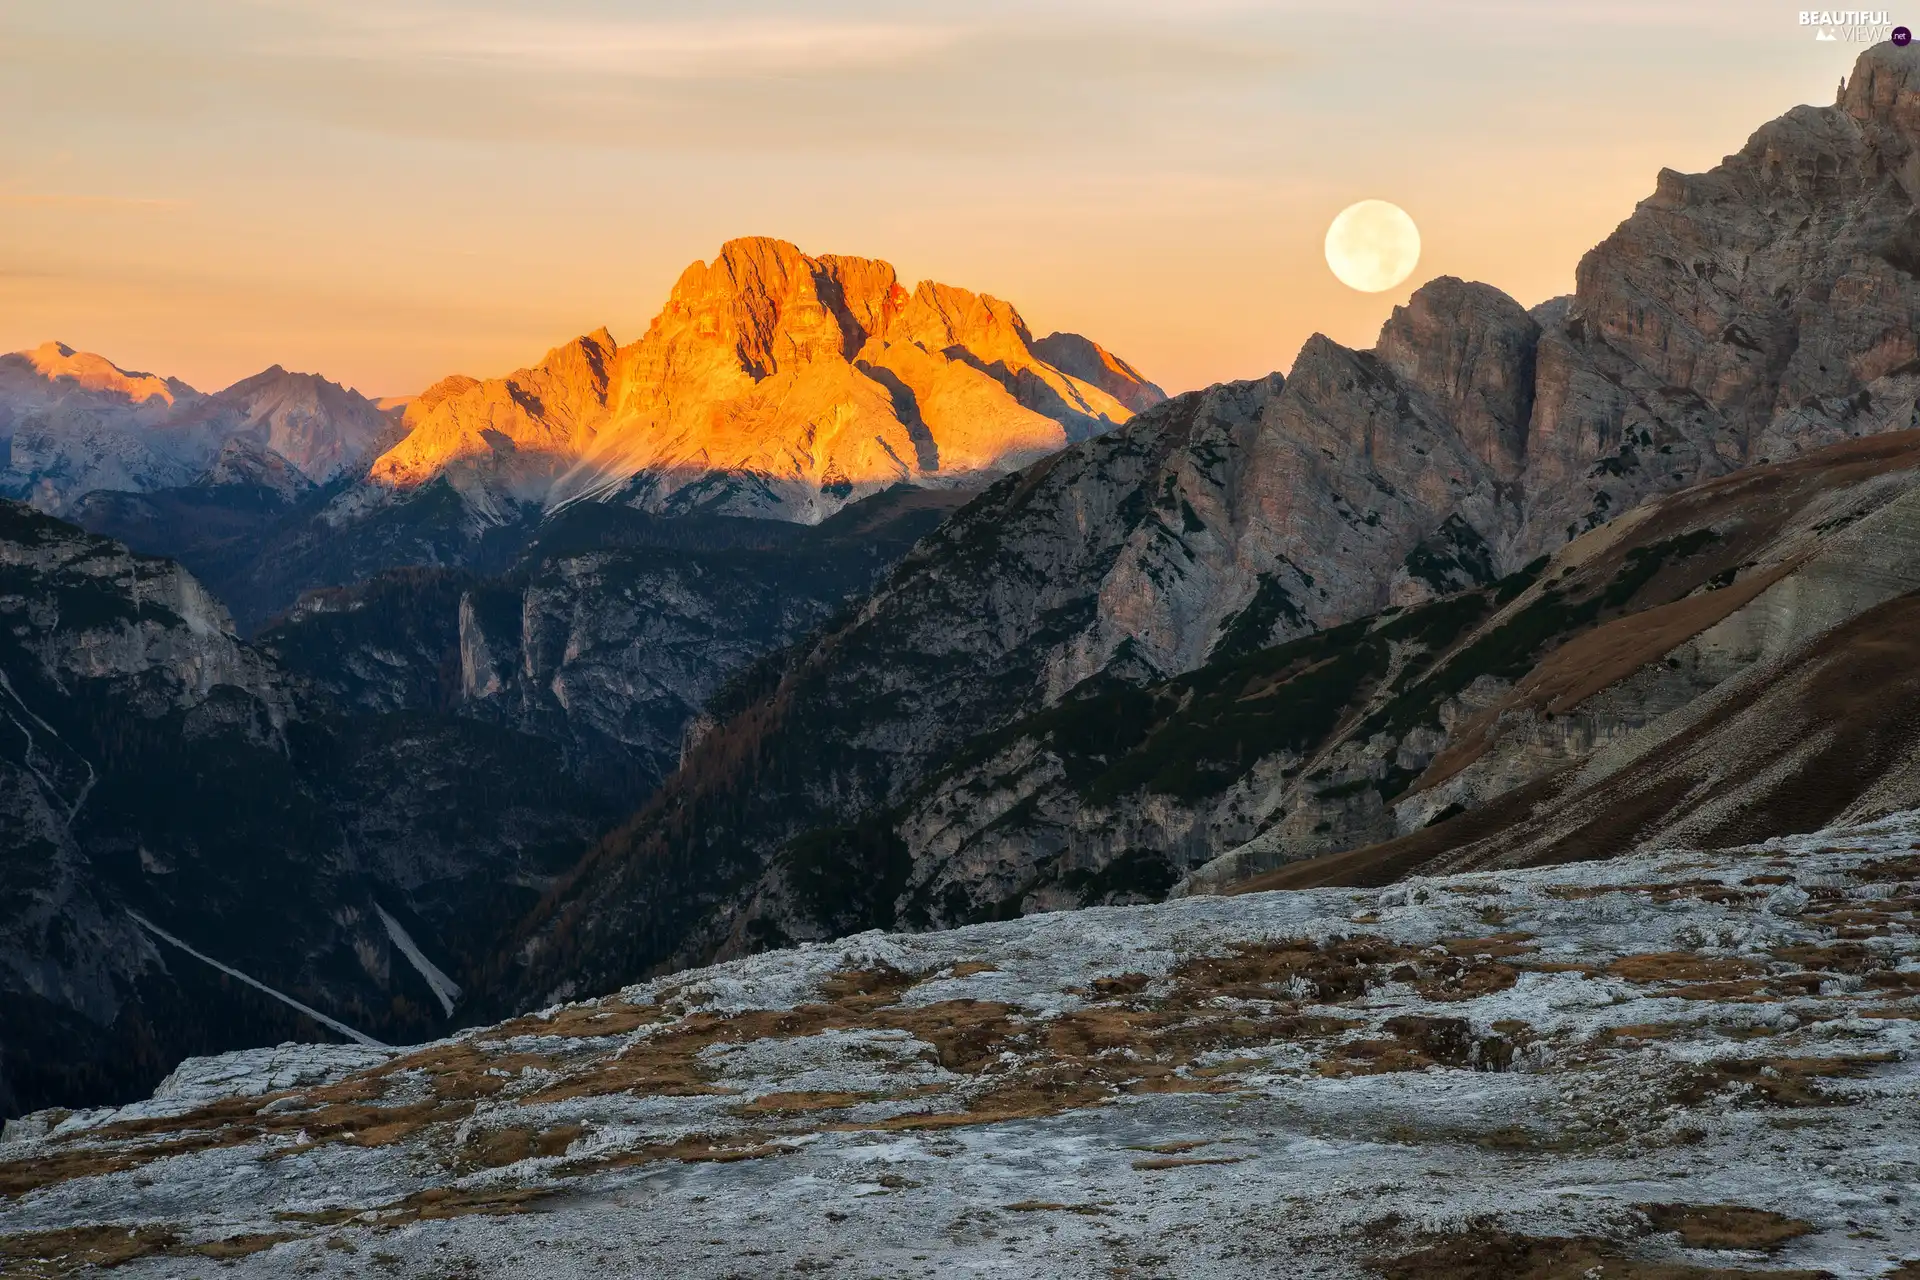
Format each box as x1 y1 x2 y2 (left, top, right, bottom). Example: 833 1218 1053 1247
366 236 1164 523
18 341 189 407
47 240 1159 628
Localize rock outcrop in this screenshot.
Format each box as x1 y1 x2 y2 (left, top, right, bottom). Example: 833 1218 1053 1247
1031 330 1168 414
1374 278 1538 480
1516 42 1920 553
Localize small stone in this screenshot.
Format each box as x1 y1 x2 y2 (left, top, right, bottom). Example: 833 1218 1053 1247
1767 885 1812 917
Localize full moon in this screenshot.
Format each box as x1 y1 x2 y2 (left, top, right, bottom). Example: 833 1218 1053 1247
1324 200 1421 293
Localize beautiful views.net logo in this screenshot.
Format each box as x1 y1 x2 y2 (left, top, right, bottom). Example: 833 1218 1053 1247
1800 9 1899 40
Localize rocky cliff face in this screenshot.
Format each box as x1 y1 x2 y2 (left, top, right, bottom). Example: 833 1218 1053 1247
1514 44 1920 555
261 487 965 802
0 503 609 1118
1032 330 1168 414
359 237 1164 525
494 43 1920 1008
812 428 1920 931
452 488 965 797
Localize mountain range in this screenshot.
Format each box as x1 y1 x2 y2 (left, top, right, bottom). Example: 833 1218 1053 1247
0 243 1158 1114
30 237 1157 633
9 42 1920 1128
496 41 1920 1007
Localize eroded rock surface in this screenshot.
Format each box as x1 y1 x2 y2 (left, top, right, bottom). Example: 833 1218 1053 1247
7 812 1919 1277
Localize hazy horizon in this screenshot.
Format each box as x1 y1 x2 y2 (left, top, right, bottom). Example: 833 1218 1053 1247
1 1 1866 398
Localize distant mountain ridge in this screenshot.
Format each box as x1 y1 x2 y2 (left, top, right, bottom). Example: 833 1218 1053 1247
38 238 1160 628
16 341 191 406
0 342 397 514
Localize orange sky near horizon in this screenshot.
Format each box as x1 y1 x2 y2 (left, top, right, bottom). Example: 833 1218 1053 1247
0 2 1871 400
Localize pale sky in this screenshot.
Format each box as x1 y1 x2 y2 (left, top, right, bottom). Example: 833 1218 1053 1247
0 2 1868 398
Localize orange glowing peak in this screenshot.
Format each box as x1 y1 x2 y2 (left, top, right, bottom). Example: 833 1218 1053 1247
368 236 1164 522
23 340 192 406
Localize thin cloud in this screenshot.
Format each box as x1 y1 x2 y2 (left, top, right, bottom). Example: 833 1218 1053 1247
234 2 1292 81
261 6 966 78
0 193 188 210
1 10 1298 157
1427 0 1775 25
1086 0 1764 24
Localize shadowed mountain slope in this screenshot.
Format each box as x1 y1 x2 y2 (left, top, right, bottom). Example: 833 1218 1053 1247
0 502 611 1117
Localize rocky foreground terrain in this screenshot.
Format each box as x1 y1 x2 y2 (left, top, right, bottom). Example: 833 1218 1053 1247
5 810 1920 1277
